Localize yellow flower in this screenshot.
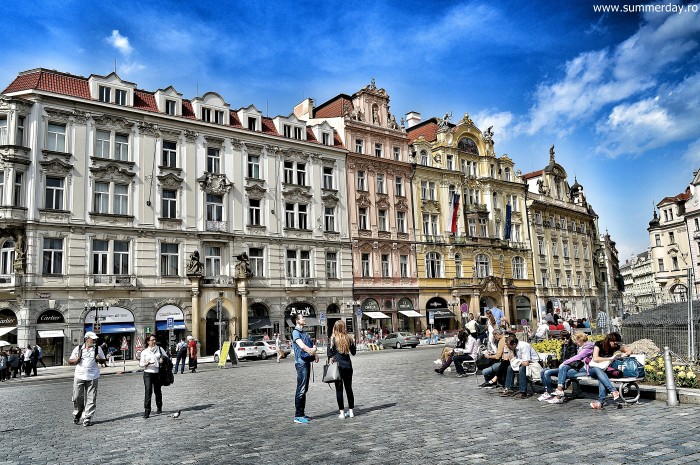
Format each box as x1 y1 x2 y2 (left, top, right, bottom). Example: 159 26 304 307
688 372 697 379
678 371 686 378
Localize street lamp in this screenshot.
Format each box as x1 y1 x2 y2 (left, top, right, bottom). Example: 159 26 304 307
344 300 361 342
85 299 107 334
449 299 461 329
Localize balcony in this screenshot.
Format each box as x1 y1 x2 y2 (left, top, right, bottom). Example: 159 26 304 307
423 235 446 244
88 275 136 287
202 276 235 286
286 277 318 288
206 220 228 232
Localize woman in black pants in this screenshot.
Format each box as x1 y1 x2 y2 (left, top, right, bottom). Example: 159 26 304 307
328 319 357 419
139 335 166 418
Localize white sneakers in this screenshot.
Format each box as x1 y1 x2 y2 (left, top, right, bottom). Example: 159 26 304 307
338 412 345 419
339 409 355 419
348 409 354 418
538 393 553 401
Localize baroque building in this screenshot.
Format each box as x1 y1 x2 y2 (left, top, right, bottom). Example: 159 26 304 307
0 68 353 363
683 169 700 296
407 112 536 329
620 250 657 313
294 80 420 334
523 146 600 320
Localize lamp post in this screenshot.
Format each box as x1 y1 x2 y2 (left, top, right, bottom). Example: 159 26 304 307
85 299 107 335
345 300 361 343
449 299 461 329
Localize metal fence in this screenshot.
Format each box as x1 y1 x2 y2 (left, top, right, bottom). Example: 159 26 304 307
622 324 700 360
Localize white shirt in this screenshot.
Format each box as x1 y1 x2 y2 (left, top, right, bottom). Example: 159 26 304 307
140 345 165 373
514 341 539 362
535 323 549 338
70 344 106 381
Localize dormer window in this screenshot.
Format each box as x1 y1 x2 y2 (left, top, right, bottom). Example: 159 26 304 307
89 73 136 107
99 86 111 103
322 133 330 146
202 108 212 123
165 100 177 116
294 127 303 140
215 110 224 125
248 118 257 131
115 89 127 106
283 124 292 138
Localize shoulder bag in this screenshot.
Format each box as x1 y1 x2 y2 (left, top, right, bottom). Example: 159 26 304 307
322 359 340 383
158 347 175 386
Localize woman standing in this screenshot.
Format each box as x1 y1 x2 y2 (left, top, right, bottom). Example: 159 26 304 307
139 335 166 418
328 320 357 419
485 311 498 352
187 335 198 373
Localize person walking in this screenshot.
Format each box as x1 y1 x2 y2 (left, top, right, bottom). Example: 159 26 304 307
0 350 7 381
187 335 198 373
139 334 167 418
30 345 39 376
36 345 47 368
275 333 284 363
328 319 357 419
173 338 187 374
291 313 318 424
8 348 19 378
68 331 106 427
22 345 33 377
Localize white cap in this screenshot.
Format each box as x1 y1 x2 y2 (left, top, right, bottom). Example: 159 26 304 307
84 331 98 340
187 335 193 340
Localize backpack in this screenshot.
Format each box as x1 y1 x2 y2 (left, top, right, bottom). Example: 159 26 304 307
612 357 645 378
158 348 175 386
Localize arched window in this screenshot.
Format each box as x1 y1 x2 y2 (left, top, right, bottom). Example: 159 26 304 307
475 254 490 278
457 137 479 155
420 150 428 166
426 252 442 278
455 253 462 278
0 240 14 275
512 256 525 279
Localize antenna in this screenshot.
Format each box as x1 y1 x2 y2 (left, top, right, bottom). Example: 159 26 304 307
266 99 268 117
114 59 117 74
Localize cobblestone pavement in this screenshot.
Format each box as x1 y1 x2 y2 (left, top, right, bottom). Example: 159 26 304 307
1 347 699 465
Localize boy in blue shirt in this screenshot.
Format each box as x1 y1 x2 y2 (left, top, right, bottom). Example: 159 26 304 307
291 313 319 424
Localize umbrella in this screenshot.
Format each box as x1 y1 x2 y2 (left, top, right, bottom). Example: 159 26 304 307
0 340 11 347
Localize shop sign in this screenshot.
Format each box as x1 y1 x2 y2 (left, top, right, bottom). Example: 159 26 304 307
361 299 380 312
285 302 314 317
397 298 414 311
84 306 135 324
426 297 448 309
155 305 184 321
0 309 17 326
37 310 65 324
37 293 51 299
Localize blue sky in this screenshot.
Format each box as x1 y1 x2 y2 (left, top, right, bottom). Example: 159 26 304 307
2 0 699 260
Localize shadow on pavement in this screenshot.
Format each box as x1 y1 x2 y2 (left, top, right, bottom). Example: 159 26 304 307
92 403 215 425
312 402 398 420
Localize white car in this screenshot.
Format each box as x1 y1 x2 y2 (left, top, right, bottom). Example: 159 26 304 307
214 341 259 362
254 341 278 360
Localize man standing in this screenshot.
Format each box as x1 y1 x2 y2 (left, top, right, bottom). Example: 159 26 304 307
68 332 105 427
36 344 46 368
173 338 187 375
291 313 318 424
490 306 506 327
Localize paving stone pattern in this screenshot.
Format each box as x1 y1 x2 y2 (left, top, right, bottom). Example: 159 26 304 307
0 347 699 465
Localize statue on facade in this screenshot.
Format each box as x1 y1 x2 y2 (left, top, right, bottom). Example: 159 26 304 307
438 112 452 129
372 106 380 124
369 78 377 90
549 144 556 163
235 252 253 279
388 113 399 130
484 126 494 142
187 250 203 275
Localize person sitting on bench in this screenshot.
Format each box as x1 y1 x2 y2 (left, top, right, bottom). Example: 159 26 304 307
538 330 594 403
589 332 632 410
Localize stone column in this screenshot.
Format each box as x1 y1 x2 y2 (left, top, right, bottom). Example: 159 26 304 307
238 288 249 339
190 284 201 352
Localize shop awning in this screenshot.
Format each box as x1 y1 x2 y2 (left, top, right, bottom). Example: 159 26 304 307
85 323 136 334
399 310 423 318
285 317 321 327
155 320 187 331
38 330 66 338
427 310 454 318
249 317 273 330
363 311 391 319
0 327 16 337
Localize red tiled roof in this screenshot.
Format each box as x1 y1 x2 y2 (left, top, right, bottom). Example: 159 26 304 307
314 94 353 118
305 127 318 143
522 170 544 180
333 130 344 148
229 110 243 128
261 117 279 135
659 187 691 206
181 101 196 119
133 90 157 112
3 68 91 99
407 118 439 142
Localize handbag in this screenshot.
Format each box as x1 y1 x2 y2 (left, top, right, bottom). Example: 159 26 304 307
612 357 645 378
322 360 340 383
475 355 494 370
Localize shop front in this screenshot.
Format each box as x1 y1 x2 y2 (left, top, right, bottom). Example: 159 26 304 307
397 298 422 334
36 309 66 366
0 308 18 346
360 298 391 336
84 306 135 360
426 297 456 331
324 304 342 335
155 305 187 351
285 302 318 342
249 303 273 339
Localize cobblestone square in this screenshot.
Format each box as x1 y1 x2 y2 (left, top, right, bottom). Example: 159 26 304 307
1 347 699 465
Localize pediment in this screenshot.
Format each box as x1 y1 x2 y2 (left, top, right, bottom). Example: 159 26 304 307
157 172 184 190
90 163 135 183
40 158 73 176
245 183 267 199
282 186 312 202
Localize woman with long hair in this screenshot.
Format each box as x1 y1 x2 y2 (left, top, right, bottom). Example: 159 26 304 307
328 319 357 419
589 331 632 409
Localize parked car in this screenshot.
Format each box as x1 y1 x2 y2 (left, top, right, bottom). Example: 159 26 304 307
254 341 278 360
214 341 259 362
381 332 420 349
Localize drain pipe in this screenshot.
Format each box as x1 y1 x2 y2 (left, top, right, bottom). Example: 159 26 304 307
664 346 679 406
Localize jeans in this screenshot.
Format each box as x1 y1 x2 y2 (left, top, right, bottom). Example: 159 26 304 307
73 378 98 422
334 366 354 410
505 365 527 393
453 354 474 374
541 365 586 393
143 372 162 413
482 361 501 383
589 366 617 403
294 362 311 418
174 351 186 373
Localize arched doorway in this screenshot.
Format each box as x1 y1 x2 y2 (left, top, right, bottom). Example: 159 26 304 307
325 303 341 335
248 303 272 338
514 295 532 327
205 308 229 356
479 296 497 323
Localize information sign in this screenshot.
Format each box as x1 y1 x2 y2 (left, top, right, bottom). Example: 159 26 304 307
218 341 231 368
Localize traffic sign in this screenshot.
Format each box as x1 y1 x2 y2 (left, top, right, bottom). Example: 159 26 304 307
319 312 326 323
356 308 362 317
120 336 128 351
167 317 174 329
428 311 435 325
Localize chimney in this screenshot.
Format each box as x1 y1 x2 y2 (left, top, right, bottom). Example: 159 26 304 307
294 98 315 120
405 111 421 128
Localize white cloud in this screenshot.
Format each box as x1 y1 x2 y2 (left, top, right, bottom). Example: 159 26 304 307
106 30 133 56
683 139 700 163
473 110 514 143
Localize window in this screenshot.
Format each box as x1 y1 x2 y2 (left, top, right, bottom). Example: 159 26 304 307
552 240 558 257
428 182 436 200
577 273 582 288
16 116 24 145
395 177 403 196
324 207 335 232
586 273 591 288
322 133 331 145
42 238 63 275
512 224 522 242
247 155 260 179
160 243 179 276
361 253 371 277
574 243 579 258
162 141 177 167
490 164 495 178
358 208 368 229
1 240 15 275
475 254 490 278
378 210 387 231
357 171 366 191
323 167 333 189
45 177 64 210
0 117 6 145
421 181 427 199
294 127 303 140
165 99 177 116
94 182 109 213
114 134 128 161
566 271 572 287
376 174 385 194
115 89 127 106
285 203 296 229
284 203 307 229
12 173 22 207
672 256 679 271
583 244 588 260
571 220 576 232
555 272 561 287
296 163 306 185
504 168 511 181
431 214 439 236
695 218 699 231
669 232 675 244
92 240 108 274
355 139 363 154
512 257 525 279
205 246 221 276
284 161 294 184
397 211 406 233
283 124 291 138
207 148 220 173
206 194 223 221
538 237 545 255
426 252 442 278
0 173 3 206
381 254 390 277
248 199 261 226
248 117 257 131
283 161 305 185
98 85 111 103
542 270 549 287
201 107 212 122
114 184 128 215
455 253 462 278
468 218 476 236
113 241 129 275
215 110 224 125
479 218 488 237
393 146 400 161
286 250 297 278
326 252 337 279
563 242 569 258
375 143 383 157
420 150 428 166
446 155 454 170
249 248 264 277
95 130 110 158
400 255 408 278
298 204 308 229
422 213 430 235
658 258 665 272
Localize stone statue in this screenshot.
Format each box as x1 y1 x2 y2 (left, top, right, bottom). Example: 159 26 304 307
187 250 203 275
370 78 377 90
235 252 253 279
438 112 452 129
372 106 380 124
388 113 399 129
550 144 556 163
484 126 494 142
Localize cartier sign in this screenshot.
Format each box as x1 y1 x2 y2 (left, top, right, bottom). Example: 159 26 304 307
0 309 17 326
38 310 65 324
